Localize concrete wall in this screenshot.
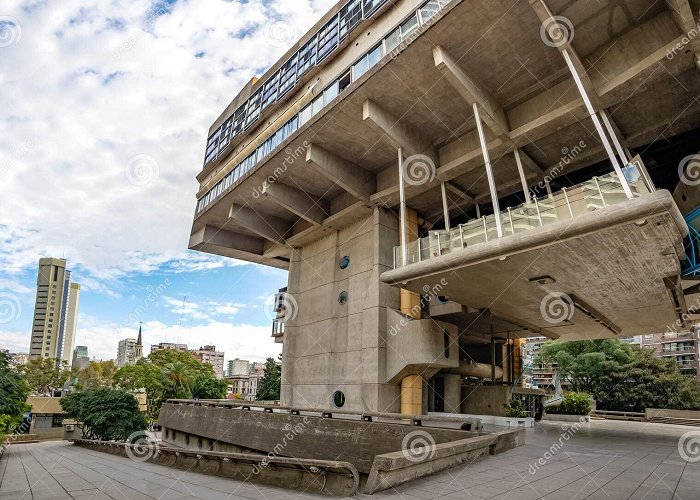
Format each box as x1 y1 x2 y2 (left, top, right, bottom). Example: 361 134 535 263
461 385 511 417
282 207 401 412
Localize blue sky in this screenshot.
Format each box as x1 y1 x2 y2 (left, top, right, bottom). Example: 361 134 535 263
0 0 336 361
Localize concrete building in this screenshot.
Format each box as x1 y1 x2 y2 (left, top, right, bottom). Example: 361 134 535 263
225 362 266 400
642 330 700 379
8 352 29 367
28 258 80 367
189 0 700 414
226 357 250 377
150 342 187 353
71 345 89 370
117 328 143 368
190 345 225 379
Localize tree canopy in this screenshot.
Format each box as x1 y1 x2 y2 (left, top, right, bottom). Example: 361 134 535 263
60 388 147 441
537 339 700 411
18 357 70 395
72 360 117 390
256 357 281 401
0 351 30 443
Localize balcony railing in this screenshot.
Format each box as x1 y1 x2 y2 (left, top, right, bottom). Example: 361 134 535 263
271 320 285 338
660 332 696 342
393 164 652 268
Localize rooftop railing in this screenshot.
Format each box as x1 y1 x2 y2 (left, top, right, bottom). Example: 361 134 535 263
393 163 653 268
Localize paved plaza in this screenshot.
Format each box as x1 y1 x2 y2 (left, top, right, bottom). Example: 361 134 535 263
1 420 699 499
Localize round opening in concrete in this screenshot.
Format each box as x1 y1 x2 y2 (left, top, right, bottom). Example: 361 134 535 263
333 390 345 408
338 291 348 304
339 255 350 269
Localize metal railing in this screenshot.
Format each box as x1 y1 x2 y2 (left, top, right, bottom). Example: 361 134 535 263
394 163 652 268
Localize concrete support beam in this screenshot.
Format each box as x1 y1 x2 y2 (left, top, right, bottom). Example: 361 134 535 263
189 225 264 255
665 0 700 70
445 182 475 205
305 144 375 202
433 45 509 137
363 99 437 162
229 204 289 244
261 182 329 226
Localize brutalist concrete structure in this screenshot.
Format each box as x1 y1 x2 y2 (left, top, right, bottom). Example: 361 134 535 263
190 0 700 415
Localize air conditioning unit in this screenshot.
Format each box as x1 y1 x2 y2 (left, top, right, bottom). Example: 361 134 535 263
65 424 75 432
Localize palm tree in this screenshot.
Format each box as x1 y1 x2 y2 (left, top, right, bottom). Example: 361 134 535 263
163 362 192 399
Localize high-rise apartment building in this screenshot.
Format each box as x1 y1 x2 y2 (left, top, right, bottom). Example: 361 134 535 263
189 0 700 414
150 342 188 353
117 327 143 367
29 258 80 366
72 345 89 370
190 345 225 379
227 358 250 376
642 331 700 380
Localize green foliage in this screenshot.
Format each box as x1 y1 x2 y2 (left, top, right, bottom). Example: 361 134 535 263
256 357 281 401
546 392 592 415
60 388 147 441
191 373 227 399
18 357 70 395
503 398 526 418
537 339 700 411
72 360 117 390
0 351 30 444
113 349 223 417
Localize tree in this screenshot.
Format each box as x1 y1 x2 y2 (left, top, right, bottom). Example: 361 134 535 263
537 339 700 411
60 388 147 441
191 373 227 399
19 358 70 395
73 360 117 390
0 351 30 443
256 357 281 401
162 362 193 400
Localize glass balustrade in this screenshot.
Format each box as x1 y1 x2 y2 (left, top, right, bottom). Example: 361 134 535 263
393 163 653 268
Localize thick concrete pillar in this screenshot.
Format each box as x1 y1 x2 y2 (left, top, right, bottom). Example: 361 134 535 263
443 374 461 413
400 375 423 414
512 338 524 386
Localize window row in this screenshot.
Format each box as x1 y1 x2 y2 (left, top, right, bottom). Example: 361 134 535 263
203 0 394 166
196 0 453 214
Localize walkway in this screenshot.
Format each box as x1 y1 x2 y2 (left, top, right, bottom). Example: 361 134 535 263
1 420 699 499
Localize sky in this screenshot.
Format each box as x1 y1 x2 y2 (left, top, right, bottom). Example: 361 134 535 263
0 0 338 363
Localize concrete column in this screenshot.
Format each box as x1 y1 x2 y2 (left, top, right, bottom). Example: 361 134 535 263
400 208 421 319
443 374 461 413
400 375 423 414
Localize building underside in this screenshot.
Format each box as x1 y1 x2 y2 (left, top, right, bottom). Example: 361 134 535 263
190 0 700 414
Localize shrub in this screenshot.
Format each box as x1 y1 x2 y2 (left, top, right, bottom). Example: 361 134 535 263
503 398 526 418
546 392 592 415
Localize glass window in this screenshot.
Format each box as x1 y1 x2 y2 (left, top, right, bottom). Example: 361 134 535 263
297 35 317 77
299 104 312 126
384 27 400 52
419 0 441 22
338 70 352 93
231 105 246 135
339 0 362 40
317 15 339 62
261 71 280 111
311 94 324 116
245 91 262 128
400 14 419 40
363 0 388 18
352 54 370 81
277 55 298 98
367 44 382 67
323 81 339 105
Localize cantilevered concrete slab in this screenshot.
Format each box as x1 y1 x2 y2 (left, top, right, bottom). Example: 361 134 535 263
382 191 689 340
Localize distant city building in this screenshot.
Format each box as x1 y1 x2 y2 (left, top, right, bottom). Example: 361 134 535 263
71 346 89 370
225 360 275 400
190 345 224 379
8 353 29 367
117 327 143 368
641 330 699 380
150 342 188 354
227 358 250 376
28 258 80 367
